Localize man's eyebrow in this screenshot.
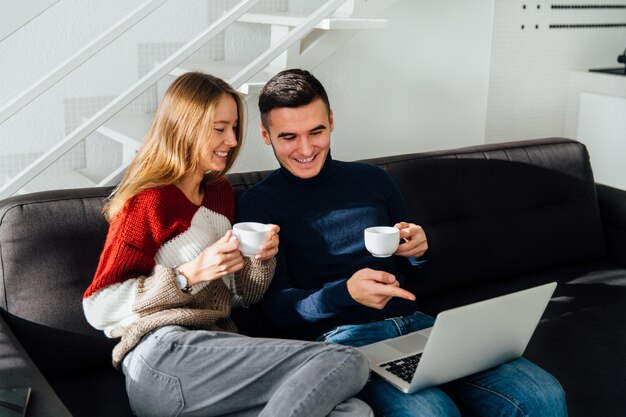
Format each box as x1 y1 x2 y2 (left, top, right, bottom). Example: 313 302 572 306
276 124 327 138
309 124 327 132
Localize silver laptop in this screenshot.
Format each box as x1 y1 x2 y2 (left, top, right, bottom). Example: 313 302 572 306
358 282 557 393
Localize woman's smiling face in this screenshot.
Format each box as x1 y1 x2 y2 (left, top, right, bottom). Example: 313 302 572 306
198 93 239 173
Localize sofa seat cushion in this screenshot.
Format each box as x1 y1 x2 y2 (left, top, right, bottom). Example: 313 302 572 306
51 368 132 417
2 313 117 380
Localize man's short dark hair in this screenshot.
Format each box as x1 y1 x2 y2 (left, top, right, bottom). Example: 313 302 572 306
258 69 331 130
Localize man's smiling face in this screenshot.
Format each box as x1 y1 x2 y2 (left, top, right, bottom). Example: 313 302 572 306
260 98 333 179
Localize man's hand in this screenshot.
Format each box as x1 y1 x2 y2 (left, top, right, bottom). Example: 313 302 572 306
394 222 428 258
253 224 280 261
346 268 416 309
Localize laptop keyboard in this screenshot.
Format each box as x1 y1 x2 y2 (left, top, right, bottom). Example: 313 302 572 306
379 353 423 383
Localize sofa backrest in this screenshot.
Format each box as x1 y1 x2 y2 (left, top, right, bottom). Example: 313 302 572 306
362 137 606 296
0 187 115 378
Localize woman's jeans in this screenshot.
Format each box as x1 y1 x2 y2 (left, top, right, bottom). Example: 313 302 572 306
121 326 373 417
318 312 568 417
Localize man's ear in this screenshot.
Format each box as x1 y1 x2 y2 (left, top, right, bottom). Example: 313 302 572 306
329 109 334 132
259 123 271 145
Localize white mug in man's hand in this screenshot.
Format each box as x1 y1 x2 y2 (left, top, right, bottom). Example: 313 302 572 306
364 226 400 258
232 222 272 257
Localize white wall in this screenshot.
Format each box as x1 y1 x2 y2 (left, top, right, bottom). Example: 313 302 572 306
577 90 626 189
485 1 626 143
317 0 495 160
318 1 494 158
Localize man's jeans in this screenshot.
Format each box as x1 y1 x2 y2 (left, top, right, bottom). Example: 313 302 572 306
122 326 373 417
319 312 568 417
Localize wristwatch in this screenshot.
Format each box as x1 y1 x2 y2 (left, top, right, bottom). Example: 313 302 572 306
174 267 192 293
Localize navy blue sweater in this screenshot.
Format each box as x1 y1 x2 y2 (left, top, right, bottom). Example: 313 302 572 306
236 155 423 340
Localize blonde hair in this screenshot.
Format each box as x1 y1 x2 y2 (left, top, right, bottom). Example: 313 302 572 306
104 72 244 221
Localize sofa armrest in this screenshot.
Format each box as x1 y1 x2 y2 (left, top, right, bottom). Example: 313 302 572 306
0 314 71 417
596 183 626 267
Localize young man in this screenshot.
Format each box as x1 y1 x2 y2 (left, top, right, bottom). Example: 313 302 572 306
236 69 567 416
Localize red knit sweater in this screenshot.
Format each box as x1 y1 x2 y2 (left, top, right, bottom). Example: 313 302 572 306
84 179 234 299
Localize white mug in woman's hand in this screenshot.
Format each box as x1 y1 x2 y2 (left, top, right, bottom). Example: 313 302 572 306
232 222 272 257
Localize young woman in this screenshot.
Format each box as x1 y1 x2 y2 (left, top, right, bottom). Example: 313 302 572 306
83 72 372 417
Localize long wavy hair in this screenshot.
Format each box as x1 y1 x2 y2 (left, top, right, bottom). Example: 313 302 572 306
104 72 244 221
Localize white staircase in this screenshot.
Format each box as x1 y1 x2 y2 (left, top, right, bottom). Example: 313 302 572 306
0 1 59 42
0 0 397 198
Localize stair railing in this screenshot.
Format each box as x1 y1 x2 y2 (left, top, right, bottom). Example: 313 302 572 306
0 0 350 198
0 0 169 125
229 0 348 88
0 0 262 199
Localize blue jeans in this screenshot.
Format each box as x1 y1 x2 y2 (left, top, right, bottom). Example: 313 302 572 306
318 312 567 417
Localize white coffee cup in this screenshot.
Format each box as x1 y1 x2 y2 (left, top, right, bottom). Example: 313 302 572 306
364 226 400 258
232 222 272 257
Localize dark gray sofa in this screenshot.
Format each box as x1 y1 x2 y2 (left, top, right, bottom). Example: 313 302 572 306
1 137 625 416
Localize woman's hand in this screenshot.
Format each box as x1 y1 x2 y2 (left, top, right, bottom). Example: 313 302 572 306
178 230 244 285
253 224 280 261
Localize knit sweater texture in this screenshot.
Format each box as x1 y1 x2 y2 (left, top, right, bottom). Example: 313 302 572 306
236 155 422 340
83 178 276 368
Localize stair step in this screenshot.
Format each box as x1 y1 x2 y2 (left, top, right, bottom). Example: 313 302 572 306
96 113 154 149
238 12 387 30
20 169 96 194
169 60 277 95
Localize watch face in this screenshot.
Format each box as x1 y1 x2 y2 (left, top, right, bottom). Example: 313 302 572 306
175 273 188 290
